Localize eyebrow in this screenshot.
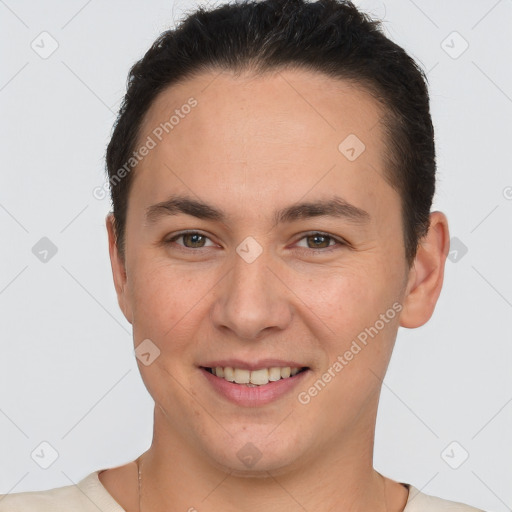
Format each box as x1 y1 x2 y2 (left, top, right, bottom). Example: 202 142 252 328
145 194 370 227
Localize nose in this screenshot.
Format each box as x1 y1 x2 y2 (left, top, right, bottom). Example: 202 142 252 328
210 244 293 340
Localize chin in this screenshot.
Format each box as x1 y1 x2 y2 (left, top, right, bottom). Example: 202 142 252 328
212 451 304 477
200 428 308 476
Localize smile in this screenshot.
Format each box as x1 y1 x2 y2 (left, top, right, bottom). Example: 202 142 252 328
203 366 308 386
200 365 310 406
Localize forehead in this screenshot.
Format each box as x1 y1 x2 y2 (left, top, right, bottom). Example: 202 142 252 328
140 67 385 151
131 67 392 217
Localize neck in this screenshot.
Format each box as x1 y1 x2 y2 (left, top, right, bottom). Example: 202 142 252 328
136 407 399 512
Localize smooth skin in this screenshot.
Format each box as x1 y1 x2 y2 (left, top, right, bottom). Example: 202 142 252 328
101 67 450 512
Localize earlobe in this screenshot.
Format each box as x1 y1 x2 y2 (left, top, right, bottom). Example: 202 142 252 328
399 211 450 328
106 213 133 325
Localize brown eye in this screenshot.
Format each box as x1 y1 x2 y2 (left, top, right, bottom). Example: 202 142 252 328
166 231 215 249
305 234 333 249
294 232 346 253
181 233 207 248
295 232 340 250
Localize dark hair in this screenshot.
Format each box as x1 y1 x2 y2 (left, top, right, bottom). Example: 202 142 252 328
106 0 435 266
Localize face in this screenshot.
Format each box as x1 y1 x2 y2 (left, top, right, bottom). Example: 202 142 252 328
108 68 420 475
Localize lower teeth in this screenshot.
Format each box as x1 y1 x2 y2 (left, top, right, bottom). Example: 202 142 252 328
231 378 291 386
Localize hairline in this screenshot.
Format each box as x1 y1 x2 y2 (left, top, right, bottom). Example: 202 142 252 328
116 63 415 267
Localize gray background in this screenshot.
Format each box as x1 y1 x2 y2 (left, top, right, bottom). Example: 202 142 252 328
0 0 511 510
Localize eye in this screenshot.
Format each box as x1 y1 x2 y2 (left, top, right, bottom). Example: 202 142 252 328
165 231 217 249
164 230 347 253
294 232 346 252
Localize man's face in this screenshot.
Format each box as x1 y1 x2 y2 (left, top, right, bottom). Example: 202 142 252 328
111 68 414 473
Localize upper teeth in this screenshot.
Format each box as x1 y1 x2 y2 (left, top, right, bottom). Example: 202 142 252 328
211 366 301 385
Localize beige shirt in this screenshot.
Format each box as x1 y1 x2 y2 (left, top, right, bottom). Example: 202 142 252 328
0 471 485 512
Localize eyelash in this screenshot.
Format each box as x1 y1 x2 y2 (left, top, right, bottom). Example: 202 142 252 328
164 230 347 253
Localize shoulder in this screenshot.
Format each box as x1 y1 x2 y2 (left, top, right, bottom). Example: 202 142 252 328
0 483 89 512
0 471 124 512
404 484 487 512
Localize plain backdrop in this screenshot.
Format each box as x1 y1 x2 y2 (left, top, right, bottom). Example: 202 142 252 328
0 0 511 510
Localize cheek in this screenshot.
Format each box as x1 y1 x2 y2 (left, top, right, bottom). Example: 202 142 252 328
127 260 203 345
297 266 390 335
296 269 402 420
294 263 403 378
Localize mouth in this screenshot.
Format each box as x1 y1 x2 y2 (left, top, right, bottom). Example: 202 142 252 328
201 365 309 387
198 357 312 406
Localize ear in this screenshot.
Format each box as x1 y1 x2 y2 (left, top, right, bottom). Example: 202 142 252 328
399 211 450 328
106 213 133 325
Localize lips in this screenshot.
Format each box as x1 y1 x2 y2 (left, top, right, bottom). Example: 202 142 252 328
198 359 310 406
200 364 310 406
